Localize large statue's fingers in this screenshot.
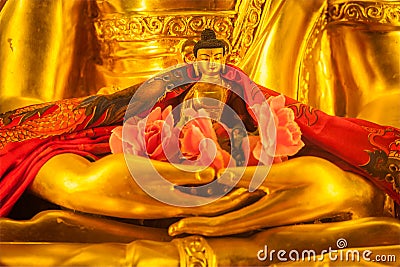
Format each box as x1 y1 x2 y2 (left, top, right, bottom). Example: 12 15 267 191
179 188 265 217
168 189 309 236
125 154 215 185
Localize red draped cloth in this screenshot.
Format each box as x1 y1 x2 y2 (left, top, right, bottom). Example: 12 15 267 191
1 65 399 217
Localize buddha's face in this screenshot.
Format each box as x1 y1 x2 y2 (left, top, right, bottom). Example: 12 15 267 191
196 48 225 77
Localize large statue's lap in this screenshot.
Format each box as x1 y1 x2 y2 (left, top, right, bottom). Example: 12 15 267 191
29 153 387 230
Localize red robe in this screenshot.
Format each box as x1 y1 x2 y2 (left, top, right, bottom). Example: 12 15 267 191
1 65 399 216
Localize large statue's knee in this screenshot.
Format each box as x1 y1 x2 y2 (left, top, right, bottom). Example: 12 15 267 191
296 157 346 184
296 157 385 213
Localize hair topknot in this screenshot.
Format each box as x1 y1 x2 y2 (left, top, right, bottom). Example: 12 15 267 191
193 29 226 57
201 29 217 41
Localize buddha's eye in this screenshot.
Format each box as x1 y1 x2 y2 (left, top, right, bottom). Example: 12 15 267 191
199 56 210 61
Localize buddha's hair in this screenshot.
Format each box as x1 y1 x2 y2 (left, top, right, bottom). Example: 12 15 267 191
193 29 226 57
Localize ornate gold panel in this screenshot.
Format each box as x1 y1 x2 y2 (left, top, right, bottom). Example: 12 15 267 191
92 0 267 86
328 1 400 25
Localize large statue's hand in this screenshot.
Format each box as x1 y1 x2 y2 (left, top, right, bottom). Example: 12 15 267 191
168 157 387 236
31 153 264 219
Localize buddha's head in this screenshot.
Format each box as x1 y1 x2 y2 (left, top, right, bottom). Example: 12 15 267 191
193 29 227 77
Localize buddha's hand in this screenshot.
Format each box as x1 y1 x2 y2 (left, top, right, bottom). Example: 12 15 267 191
168 157 384 236
121 154 266 218
32 153 264 219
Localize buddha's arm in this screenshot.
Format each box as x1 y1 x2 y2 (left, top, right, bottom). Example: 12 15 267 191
0 0 93 112
239 0 327 100
325 0 400 119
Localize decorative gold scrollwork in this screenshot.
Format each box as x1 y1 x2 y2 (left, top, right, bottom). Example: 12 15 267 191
94 0 266 65
94 15 236 41
229 0 266 64
144 17 163 35
298 9 328 105
328 1 400 25
187 17 207 34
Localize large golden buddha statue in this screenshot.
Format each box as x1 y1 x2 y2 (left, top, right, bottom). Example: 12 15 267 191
0 0 400 266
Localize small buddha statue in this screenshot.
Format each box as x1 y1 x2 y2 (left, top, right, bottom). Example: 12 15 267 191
177 29 254 165
179 29 229 123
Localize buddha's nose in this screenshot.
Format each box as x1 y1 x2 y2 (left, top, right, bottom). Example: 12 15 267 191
209 58 217 67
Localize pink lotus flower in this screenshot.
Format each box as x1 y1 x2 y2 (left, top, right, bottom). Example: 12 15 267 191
109 126 124 154
248 94 305 164
110 106 233 171
110 95 303 170
178 108 234 170
109 106 177 161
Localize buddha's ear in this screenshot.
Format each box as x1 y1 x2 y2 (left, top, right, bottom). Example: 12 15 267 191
221 64 226 74
221 56 227 74
193 61 200 77
221 44 228 73
223 40 229 57
222 52 227 62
